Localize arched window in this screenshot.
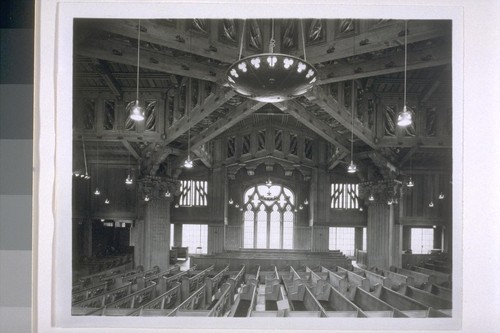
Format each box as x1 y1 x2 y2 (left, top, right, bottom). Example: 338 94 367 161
242 184 295 249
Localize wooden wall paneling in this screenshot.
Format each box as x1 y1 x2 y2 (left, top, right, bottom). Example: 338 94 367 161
311 226 329 252
224 225 242 251
208 225 225 255
294 226 311 250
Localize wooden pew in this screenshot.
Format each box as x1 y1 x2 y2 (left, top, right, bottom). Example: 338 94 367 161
245 265 261 285
231 281 258 317
205 265 229 303
168 284 208 316
424 283 452 301
136 264 182 292
129 282 182 316
411 266 451 287
335 266 371 292
168 283 233 317
227 265 246 304
74 265 141 290
92 282 158 316
371 284 449 318
346 286 408 317
180 265 214 301
390 266 435 288
71 283 132 315
320 266 349 294
397 284 452 310
306 267 367 318
118 266 160 289
72 282 108 304
281 270 327 317
352 266 392 289
371 267 415 291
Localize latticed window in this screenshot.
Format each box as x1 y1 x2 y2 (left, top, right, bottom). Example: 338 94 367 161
411 228 434 254
331 183 359 209
257 130 266 151
329 227 355 256
242 134 251 155
274 130 283 152
227 136 236 158
242 184 295 249
304 137 313 159
179 180 208 207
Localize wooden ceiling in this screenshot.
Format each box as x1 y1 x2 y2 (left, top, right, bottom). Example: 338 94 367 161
73 18 452 180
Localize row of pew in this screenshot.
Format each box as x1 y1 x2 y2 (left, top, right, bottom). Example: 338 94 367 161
72 261 452 318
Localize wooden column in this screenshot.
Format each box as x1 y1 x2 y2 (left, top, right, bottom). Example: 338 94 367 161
143 200 171 271
208 165 225 253
173 223 182 247
354 227 364 251
367 203 397 269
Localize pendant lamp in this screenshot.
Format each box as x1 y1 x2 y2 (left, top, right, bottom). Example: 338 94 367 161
130 20 144 121
397 20 412 127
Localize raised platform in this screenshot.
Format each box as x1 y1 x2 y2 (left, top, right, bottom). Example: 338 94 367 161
190 249 352 270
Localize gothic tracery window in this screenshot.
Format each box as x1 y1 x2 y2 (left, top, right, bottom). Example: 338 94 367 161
242 184 295 249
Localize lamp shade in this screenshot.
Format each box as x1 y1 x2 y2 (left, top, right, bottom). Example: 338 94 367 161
397 105 412 127
130 100 144 121
226 54 318 103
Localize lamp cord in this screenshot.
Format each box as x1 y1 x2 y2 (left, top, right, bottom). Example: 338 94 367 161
300 20 307 61
238 20 246 60
136 20 141 102
82 136 88 175
269 19 276 53
404 20 407 108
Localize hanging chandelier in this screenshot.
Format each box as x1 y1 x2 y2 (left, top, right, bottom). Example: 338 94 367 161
226 19 318 103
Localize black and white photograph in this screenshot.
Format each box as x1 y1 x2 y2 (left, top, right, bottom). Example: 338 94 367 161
69 14 456 321
30 1 500 332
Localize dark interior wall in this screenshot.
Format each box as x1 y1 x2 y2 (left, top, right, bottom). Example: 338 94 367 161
89 164 138 219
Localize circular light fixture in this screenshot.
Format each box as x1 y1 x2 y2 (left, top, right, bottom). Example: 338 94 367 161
429 201 434 208
226 54 318 103
94 187 101 196
144 195 150 202
438 192 445 199
165 191 171 198
368 194 375 201
228 198 233 205
104 198 110 205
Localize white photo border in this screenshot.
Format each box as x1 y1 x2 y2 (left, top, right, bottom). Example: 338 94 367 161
35 0 473 332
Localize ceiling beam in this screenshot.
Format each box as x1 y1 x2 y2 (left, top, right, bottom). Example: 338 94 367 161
305 85 376 148
367 151 399 177
91 59 123 98
191 100 267 151
76 34 224 82
398 146 419 168
166 87 237 144
328 152 348 170
192 147 212 168
317 41 451 85
273 100 351 155
120 139 140 160
377 137 451 148
83 19 240 64
292 20 450 65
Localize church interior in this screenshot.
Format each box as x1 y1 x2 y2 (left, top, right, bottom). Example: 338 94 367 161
70 18 453 318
